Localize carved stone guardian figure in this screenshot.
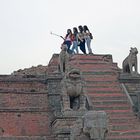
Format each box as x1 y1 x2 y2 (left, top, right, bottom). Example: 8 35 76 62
61 68 87 112
59 44 69 73
122 47 138 74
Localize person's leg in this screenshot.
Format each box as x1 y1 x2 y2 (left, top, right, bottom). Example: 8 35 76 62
86 38 93 54
79 43 83 54
81 40 86 54
75 41 79 54
64 41 72 54
71 41 76 54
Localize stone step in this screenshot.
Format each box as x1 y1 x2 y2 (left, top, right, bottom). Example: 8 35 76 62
109 130 140 136
95 107 130 111
78 64 115 70
105 110 134 118
85 77 118 82
86 82 121 88
110 113 136 118
83 71 118 75
71 54 106 60
95 104 130 111
90 95 126 101
106 109 132 113
85 70 118 73
80 65 116 70
87 87 122 93
85 82 121 89
72 62 113 68
86 80 119 85
93 99 129 105
0 136 54 140
78 59 114 63
109 123 137 131
70 54 114 63
93 102 130 108
89 93 126 97
107 135 140 140
85 75 120 81
87 90 124 94
91 95 127 101
109 117 137 124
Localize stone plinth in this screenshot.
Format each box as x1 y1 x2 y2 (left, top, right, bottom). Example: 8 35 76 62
52 117 77 140
119 73 140 82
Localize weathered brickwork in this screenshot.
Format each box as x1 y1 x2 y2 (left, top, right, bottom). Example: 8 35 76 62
0 112 49 136
0 75 52 139
0 93 48 110
0 53 140 140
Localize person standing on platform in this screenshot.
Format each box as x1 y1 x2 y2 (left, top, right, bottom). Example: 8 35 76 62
71 27 79 54
83 25 93 54
78 25 86 54
63 29 73 54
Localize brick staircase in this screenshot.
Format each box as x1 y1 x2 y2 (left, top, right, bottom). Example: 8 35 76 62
68 54 140 140
48 54 140 140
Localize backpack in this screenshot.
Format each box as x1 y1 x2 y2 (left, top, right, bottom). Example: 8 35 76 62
89 33 93 39
71 34 76 41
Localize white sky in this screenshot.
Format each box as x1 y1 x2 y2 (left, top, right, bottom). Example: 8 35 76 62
0 0 140 74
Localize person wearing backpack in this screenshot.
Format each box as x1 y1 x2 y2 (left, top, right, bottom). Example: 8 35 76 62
83 25 93 54
78 25 86 54
71 27 79 54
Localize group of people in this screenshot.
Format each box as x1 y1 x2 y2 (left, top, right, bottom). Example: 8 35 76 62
62 25 93 54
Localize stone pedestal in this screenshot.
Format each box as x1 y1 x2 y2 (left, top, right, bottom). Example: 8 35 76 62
51 110 108 140
119 73 140 82
51 110 87 140
52 117 76 140
47 68 108 140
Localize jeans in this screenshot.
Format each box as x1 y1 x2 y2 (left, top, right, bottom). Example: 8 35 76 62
63 40 72 54
85 37 92 54
79 39 86 54
71 41 79 54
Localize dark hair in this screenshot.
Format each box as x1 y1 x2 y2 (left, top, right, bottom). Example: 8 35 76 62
73 27 78 34
83 25 89 32
67 29 72 34
66 29 72 38
78 25 83 33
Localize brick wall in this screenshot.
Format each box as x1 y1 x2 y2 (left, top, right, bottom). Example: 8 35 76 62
0 76 51 137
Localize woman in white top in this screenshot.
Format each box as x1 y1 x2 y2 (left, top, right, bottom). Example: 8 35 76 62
83 25 93 54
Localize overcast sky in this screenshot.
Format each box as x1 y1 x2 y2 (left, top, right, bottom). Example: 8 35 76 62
0 0 140 74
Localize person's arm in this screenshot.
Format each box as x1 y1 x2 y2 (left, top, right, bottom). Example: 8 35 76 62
60 36 65 40
77 33 83 42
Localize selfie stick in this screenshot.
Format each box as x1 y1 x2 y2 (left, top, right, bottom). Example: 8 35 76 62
50 31 64 40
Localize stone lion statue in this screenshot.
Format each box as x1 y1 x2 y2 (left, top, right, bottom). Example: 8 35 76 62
61 68 87 111
70 111 108 140
59 44 69 73
122 47 138 74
